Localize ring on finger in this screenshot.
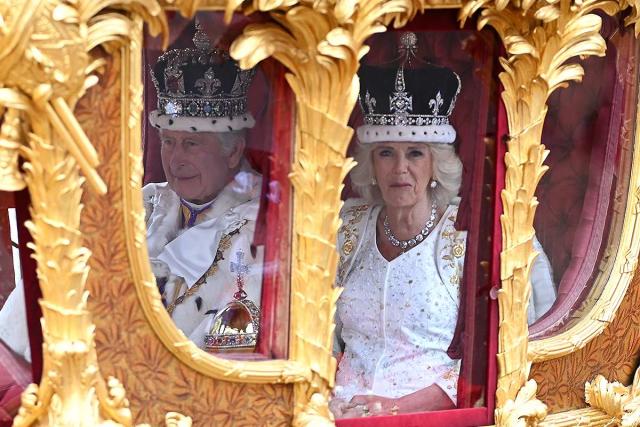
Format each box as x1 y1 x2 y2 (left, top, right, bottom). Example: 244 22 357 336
361 405 370 417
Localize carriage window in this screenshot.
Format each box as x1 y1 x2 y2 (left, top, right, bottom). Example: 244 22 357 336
142 12 293 358
529 15 637 338
331 29 503 419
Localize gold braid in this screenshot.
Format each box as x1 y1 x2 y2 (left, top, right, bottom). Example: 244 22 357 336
336 205 368 286
166 220 248 315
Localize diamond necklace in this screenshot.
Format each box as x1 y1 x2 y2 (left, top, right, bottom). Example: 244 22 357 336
383 199 438 251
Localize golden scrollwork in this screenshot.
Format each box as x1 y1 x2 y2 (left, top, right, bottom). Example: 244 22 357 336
458 0 640 423
584 367 640 426
0 0 176 425
3 0 640 423
495 378 548 426
0 107 27 191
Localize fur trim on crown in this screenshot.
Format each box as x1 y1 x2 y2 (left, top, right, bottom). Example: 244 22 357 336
356 124 456 144
149 110 255 133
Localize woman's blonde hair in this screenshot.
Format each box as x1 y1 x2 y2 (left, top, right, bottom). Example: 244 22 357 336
350 141 463 207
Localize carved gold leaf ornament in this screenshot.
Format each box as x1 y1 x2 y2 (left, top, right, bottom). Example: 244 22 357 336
457 0 640 424
495 378 549 427
584 367 640 426
0 107 27 191
2 0 640 424
0 0 182 425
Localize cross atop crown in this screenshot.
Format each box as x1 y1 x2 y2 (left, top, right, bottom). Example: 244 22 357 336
231 250 249 300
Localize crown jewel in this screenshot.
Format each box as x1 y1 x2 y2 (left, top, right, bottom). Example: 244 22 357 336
357 32 461 144
204 250 260 352
192 18 211 51
150 19 255 123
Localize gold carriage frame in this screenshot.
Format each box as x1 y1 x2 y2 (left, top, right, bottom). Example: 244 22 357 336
2 0 640 424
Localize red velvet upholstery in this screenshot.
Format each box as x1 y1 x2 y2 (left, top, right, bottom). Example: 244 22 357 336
0 340 30 426
529 16 631 336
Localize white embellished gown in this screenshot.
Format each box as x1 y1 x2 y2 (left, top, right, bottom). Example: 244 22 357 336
334 199 556 404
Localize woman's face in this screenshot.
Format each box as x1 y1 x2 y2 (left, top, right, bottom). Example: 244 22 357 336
372 142 433 209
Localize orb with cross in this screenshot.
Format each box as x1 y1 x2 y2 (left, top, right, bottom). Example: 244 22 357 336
204 250 260 353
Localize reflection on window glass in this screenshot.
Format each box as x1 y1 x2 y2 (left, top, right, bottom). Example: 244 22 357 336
143 14 292 358
0 205 30 361
0 197 32 423
331 29 556 419
530 16 632 338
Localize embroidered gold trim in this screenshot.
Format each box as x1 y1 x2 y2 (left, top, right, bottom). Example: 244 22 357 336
440 210 465 287
336 204 369 285
166 219 248 314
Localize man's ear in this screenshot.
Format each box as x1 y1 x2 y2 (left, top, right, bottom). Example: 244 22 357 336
226 137 246 169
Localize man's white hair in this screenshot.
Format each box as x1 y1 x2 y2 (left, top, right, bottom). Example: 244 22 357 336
216 130 247 157
350 141 463 207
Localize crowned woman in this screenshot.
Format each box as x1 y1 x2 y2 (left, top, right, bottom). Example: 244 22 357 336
331 33 557 418
144 20 262 352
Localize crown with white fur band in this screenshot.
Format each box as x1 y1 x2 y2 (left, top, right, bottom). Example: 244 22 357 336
357 32 461 144
149 19 256 133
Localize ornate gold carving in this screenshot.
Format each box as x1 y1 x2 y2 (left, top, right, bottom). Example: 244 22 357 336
295 393 334 427
0 0 176 425
539 408 617 426
458 0 639 423
584 367 640 426
0 107 27 191
164 412 194 426
4 0 640 424
495 378 548 426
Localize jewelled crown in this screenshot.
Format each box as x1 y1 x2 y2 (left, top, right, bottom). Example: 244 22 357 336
357 32 461 144
149 19 256 133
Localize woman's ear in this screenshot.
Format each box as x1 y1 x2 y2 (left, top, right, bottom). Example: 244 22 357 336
226 137 246 169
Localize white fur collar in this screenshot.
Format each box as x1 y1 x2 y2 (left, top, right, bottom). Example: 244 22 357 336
144 168 262 286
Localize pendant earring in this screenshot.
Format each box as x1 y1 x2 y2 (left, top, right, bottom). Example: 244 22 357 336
430 180 438 189
372 177 377 186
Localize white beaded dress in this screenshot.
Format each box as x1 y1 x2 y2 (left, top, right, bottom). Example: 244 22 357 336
334 204 462 403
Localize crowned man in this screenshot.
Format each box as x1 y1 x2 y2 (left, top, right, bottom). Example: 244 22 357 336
144 21 262 350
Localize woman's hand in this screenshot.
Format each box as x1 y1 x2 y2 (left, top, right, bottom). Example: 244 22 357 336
335 394 399 418
335 384 455 418
391 384 455 413
329 397 356 419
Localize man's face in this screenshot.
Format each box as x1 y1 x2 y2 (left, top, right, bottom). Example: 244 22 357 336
160 129 243 203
